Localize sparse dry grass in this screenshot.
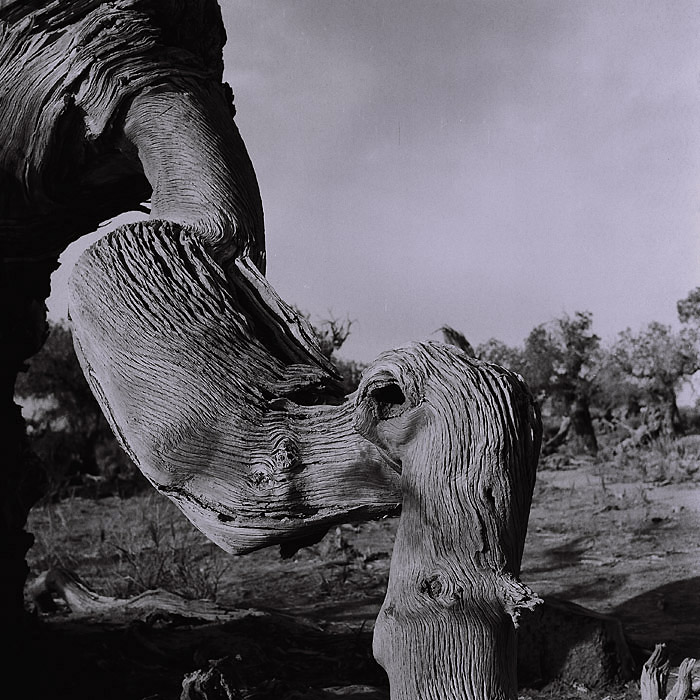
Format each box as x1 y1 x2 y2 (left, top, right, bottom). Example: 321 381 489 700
26 491 229 601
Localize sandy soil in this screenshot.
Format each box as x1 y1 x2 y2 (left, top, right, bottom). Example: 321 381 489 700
23 458 700 699
523 464 700 664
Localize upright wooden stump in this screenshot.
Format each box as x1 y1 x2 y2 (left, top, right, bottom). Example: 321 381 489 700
355 344 542 699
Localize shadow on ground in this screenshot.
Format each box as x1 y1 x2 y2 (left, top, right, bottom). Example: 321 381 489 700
14 592 649 700
17 610 387 700
612 576 700 664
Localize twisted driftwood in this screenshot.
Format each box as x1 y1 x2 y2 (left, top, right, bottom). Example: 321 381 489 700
3 2 547 696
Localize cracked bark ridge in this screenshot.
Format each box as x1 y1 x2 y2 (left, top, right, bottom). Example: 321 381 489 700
0 0 250 628
0 0 244 259
355 342 542 700
69 220 401 555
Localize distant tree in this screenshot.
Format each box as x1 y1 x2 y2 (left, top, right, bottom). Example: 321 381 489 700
611 321 700 436
292 308 353 360
454 314 600 453
313 315 354 361
520 325 557 400
677 287 700 325
15 322 102 468
521 311 601 454
476 338 525 374
591 347 645 420
295 309 365 393
14 321 136 495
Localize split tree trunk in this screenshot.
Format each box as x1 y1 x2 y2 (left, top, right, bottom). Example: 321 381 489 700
355 344 542 699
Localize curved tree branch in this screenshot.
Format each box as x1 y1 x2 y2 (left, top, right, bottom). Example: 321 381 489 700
123 85 265 272
0 0 403 556
69 220 401 554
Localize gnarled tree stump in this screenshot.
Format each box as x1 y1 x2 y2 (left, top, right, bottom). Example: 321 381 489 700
3 1 545 695
355 344 542 699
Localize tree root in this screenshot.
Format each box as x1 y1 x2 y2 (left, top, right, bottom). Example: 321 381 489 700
640 643 698 700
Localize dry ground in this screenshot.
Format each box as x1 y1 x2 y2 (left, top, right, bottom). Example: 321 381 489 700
23 450 700 699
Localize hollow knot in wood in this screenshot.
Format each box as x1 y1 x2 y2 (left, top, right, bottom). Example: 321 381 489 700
419 573 464 606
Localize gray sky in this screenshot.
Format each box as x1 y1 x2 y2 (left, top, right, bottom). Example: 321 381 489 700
48 1 700 363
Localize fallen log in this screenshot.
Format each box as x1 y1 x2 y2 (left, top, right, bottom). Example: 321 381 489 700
28 567 251 622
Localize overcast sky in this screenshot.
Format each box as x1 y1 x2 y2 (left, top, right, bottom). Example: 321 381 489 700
49 1 700 363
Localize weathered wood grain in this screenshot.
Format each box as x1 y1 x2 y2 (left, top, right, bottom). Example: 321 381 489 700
640 644 698 700
4 4 549 697
0 0 281 636
355 343 542 699
69 220 401 554
0 0 238 631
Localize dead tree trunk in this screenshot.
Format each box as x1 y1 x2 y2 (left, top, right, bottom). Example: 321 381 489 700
355 344 542 699
0 0 233 631
69 220 401 553
2 3 545 695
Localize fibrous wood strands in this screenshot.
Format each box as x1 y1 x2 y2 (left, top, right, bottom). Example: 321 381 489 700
3 1 545 696
355 344 542 699
640 644 698 700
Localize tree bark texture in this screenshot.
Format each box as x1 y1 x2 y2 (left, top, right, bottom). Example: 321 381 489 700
355 343 542 699
69 220 401 554
640 644 698 700
0 0 264 628
3 4 545 696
